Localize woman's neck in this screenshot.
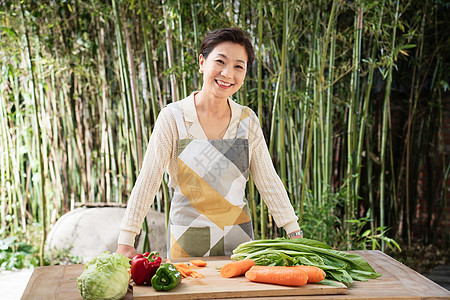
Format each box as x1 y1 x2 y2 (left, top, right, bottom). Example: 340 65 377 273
194 90 230 118
194 91 232 140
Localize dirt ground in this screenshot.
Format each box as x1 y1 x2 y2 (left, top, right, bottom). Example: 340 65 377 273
385 242 450 274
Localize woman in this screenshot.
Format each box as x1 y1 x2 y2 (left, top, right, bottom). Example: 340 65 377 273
117 28 302 259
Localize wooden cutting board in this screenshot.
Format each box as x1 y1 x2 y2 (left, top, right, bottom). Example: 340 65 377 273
133 260 347 299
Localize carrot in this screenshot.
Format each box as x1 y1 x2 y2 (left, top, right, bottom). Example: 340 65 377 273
220 259 255 278
174 263 193 278
294 265 326 283
174 263 206 279
190 259 207 267
190 270 205 278
177 269 189 278
245 266 308 287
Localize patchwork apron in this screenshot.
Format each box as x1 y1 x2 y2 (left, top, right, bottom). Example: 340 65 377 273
167 102 254 258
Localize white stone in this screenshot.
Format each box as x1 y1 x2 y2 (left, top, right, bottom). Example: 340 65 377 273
45 207 167 262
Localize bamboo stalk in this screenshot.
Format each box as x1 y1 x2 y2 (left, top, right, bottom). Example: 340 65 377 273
98 24 110 203
162 0 179 103
435 59 448 245
0 86 10 230
257 1 263 121
190 2 200 89
346 3 363 223
324 26 336 199
404 0 428 247
20 2 47 266
278 0 289 188
297 10 316 220
123 11 144 171
177 1 187 100
300 0 340 228
139 0 159 124
113 0 137 191
380 0 400 251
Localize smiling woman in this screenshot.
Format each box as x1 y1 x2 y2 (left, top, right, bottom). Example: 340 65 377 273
199 43 247 99
196 41 248 140
116 28 303 259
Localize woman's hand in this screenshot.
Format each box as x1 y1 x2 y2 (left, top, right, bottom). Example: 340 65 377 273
290 234 303 239
116 244 137 259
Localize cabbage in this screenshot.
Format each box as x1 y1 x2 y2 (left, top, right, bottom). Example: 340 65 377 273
77 252 130 300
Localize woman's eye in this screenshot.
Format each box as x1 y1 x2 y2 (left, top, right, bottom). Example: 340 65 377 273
216 60 224 64
235 65 244 69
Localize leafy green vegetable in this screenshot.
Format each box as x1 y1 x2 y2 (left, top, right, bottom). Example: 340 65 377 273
317 279 344 287
231 238 381 286
77 252 130 300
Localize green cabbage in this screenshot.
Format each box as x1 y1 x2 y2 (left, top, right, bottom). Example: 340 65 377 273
77 252 130 300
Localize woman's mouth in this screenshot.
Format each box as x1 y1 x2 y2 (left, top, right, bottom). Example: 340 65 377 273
215 79 233 88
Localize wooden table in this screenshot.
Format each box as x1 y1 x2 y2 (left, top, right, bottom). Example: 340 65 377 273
21 250 450 299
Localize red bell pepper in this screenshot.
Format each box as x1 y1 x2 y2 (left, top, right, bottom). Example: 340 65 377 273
131 251 162 285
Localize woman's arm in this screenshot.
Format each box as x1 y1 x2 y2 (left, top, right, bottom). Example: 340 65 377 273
247 112 301 237
117 107 176 253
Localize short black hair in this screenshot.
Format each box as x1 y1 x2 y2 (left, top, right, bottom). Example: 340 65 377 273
199 28 255 69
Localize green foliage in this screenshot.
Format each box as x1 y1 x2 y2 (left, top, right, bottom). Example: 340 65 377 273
302 187 401 252
301 187 346 246
0 225 82 269
0 235 39 270
346 212 402 252
44 247 83 266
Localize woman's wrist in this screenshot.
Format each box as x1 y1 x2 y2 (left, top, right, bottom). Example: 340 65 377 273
117 229 137 247
288 230 303 238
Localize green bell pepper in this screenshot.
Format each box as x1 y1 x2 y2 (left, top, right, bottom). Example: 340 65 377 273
151 263 182 291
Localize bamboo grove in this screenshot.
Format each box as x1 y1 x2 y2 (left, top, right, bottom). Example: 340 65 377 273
1 0 449 263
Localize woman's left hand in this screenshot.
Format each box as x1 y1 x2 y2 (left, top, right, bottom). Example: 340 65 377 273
290 235 302 239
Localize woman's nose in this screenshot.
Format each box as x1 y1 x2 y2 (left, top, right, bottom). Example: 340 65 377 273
221 65 233 78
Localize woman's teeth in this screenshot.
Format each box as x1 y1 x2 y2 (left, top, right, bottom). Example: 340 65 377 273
216 80 232 87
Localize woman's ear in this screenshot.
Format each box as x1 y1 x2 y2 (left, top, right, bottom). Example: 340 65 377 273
199 54 205 73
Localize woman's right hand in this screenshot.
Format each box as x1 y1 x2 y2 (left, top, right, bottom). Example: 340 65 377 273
116 244 137 259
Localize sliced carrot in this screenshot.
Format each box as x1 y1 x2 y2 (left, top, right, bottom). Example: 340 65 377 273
190 259 207 267
190 270 205 278
245 266 308 287
174 263 193 277
220 259 255 278
177 268 189 278
173 263 206 279
294 265 326 283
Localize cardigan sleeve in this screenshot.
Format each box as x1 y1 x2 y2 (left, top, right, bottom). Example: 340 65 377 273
248 112 300 234
118 107 176 246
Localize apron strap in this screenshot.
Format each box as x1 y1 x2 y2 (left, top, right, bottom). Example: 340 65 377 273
236 107 253 139
168 102 188 139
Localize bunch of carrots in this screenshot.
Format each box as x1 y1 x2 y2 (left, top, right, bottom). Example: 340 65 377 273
220 259 326 287
172 259 207 279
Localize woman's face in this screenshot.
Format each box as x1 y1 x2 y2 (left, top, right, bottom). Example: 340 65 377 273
199 42 247 100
